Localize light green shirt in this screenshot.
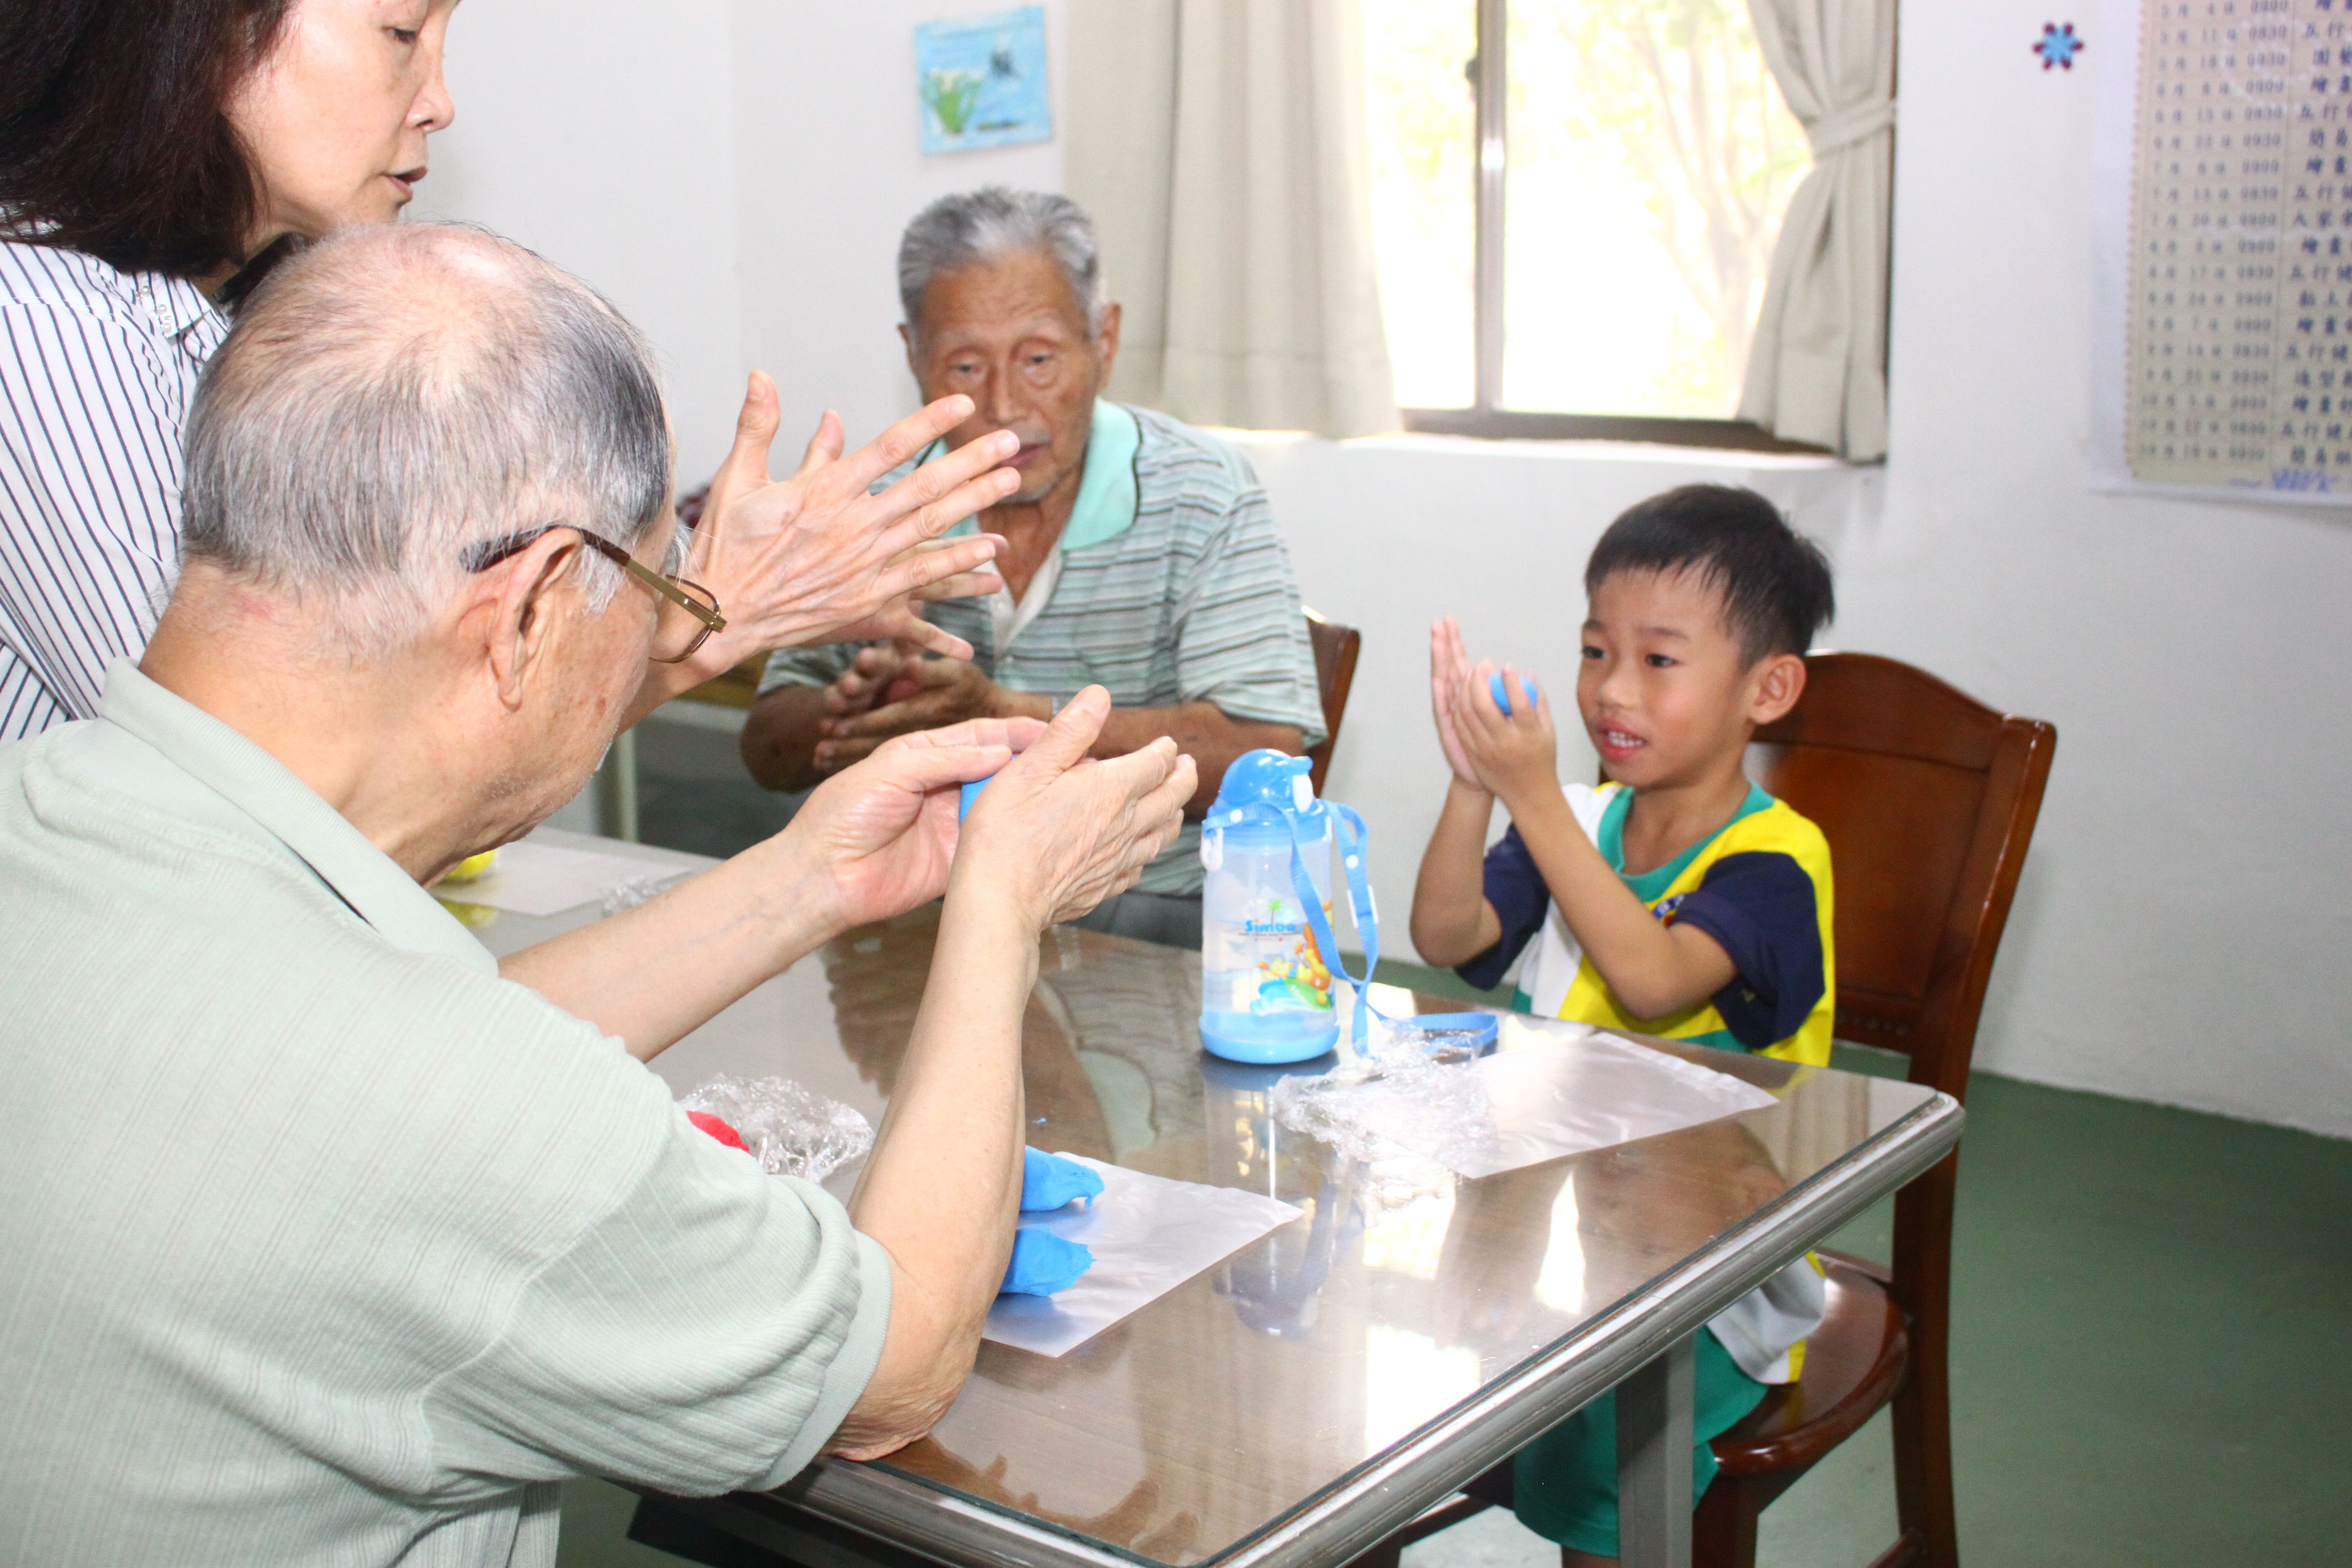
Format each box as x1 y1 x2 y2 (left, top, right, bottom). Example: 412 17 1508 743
0 663 891 1568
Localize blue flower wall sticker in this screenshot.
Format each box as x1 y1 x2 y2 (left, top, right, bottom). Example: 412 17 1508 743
2035 22 2084 70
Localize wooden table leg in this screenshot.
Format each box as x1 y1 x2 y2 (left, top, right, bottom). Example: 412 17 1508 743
1617 1333 1696 1568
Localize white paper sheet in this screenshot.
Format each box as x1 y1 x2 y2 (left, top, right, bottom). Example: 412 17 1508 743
1276 1031 1780 1179
983 1156 1303 1358
439 840 686 917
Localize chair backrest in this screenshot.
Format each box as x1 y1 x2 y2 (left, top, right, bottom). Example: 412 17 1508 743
678 655 766 710
1744 653 2056 1103
1302 610 1362 795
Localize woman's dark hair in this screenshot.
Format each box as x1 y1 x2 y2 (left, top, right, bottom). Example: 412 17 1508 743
1585 485 1836 664
0 0 295 278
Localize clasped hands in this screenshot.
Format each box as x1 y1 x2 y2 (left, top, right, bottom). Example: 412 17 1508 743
785 684 1196 941
807 639 1041 775
1429 615 1558 811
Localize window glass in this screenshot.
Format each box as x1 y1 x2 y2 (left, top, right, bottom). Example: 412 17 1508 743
1366 0 1810 421
1364 0 1479 410
1504 0 1808 417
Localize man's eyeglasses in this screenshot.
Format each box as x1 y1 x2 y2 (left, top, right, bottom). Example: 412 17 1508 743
462 524 725 665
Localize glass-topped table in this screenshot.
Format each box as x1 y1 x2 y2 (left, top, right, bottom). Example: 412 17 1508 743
470 831 1962 1568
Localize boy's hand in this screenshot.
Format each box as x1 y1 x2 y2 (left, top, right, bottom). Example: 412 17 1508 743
1428 618 1486 791
1453 658 1560 812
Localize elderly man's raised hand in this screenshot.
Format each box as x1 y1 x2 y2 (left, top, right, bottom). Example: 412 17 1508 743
673 373 1016 676
952 687 1195 931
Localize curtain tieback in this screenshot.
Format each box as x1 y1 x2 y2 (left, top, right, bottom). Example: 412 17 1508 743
1804 98 1896 157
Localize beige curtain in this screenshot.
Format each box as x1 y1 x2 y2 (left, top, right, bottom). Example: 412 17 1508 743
1066 0 1398 439
1739 0 1897 461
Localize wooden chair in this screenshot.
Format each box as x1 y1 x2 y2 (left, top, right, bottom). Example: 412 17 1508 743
678 654 768 711
1695 652 2054 1568
1303 609 1362 795
1355 652 2055 1568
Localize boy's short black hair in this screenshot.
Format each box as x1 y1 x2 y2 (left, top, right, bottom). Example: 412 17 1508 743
1584 485 1835 664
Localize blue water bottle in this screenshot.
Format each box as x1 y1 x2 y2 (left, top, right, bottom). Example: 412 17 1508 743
1197 751 1341 1063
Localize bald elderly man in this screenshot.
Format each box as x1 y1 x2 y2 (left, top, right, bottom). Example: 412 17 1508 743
743 188 1326 948
0 225 1191 1568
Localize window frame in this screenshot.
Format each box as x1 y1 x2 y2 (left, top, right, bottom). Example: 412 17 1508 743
1397 0 1831 457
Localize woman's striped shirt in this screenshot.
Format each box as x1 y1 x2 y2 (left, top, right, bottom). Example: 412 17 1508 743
0 241 229 742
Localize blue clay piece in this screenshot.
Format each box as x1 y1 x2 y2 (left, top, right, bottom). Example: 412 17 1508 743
958 775 993 820
1020 1146 1103 1212
1000 1226 1094 1296
1489 673 1539 715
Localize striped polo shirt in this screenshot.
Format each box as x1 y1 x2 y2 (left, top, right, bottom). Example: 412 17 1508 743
762 400 1327 895
0 240 230 742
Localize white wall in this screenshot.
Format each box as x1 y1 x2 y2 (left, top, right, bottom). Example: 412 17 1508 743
404 0 1066 480
411 0 749 485
408 0 2351 1137
1839 0 2352 1133
728 0 1066 453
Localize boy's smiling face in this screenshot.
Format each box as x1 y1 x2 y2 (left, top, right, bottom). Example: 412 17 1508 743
1577 567 1800 790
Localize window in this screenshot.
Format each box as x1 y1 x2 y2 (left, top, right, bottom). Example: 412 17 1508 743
1364 0 1816 449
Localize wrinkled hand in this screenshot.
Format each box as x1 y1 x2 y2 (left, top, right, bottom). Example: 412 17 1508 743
816 652 1020 773
1428 617 1483 789
788 716 1048 931
1451 657 1559 812
672 373 1016 678
951 687 1196 931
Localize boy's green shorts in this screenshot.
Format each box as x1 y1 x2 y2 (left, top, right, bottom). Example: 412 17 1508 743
1511 1328 1768 1558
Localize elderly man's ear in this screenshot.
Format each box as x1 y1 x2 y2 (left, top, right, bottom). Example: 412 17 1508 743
477 533 593 712
1093 300 1122 379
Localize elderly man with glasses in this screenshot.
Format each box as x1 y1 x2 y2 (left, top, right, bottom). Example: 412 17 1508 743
0 224 1192 1568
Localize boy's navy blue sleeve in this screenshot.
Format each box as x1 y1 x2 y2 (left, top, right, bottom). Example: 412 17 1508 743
1455 826 1551 993
1668 851 1826 1052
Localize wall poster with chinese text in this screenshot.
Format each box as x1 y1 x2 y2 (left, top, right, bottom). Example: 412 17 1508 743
2093 0 2352 502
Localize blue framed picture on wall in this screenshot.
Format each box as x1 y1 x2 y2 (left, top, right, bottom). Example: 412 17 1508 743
914 6 1052 154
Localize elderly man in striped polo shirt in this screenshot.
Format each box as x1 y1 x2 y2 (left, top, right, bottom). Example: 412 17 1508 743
743 188 1327 949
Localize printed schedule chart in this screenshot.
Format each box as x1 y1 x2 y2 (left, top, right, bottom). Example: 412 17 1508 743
2128 0 2352 492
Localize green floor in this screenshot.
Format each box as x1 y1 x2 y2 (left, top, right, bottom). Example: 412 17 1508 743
564 735 2352 1566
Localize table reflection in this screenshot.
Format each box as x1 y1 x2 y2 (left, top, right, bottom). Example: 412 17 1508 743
458 868 1926 1568
1200 1055 1358 1338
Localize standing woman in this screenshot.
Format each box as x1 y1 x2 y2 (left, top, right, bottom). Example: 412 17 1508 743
0 0 1010 743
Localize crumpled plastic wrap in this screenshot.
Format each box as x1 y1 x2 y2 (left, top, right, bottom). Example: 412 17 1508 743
677 1074 874 1182
1270 1049 1496 1170
601 875 671 915
1272 1029 1780 1179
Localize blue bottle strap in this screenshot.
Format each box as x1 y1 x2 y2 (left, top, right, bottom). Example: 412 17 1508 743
1281 802 1502 1054
1286 804 1380 1046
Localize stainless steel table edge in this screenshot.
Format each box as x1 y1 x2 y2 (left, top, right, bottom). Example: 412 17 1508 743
738 1090 1964 1568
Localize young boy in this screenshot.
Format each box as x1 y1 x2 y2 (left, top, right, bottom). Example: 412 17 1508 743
1409 484 1837 1568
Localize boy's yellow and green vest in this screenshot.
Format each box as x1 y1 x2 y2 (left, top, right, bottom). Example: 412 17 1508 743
1497 779 1836 1387
1513 781 1835 1067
